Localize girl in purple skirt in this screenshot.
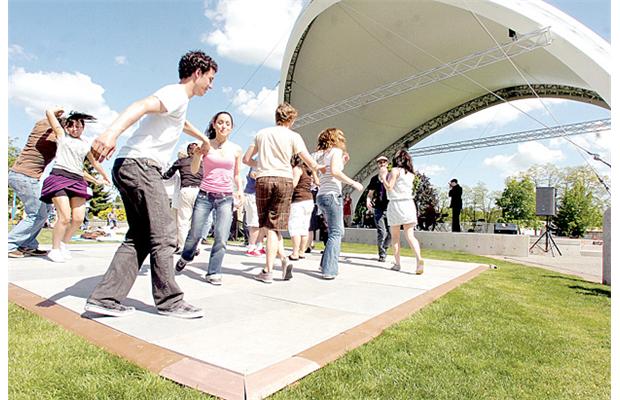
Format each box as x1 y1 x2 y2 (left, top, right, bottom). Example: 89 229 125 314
40 107 111 262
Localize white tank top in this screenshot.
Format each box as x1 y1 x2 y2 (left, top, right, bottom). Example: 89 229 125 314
387 168 414 200
317 148 343 196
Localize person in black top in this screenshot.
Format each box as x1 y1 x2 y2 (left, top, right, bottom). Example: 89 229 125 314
163 142 203 250
366 155 391 262
448 178 463 232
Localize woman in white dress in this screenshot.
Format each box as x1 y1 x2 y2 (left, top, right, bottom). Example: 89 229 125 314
379 150 424 274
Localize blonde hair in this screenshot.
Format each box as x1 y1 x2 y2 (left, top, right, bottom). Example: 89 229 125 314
316 128 347 151
275 103 298 125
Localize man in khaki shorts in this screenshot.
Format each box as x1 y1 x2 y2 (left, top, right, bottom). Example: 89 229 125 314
243 103 322 283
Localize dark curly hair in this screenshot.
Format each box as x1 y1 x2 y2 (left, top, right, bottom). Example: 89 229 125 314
392 149 414 174
205 111 234 139
65 111 96 128
178 50 218 80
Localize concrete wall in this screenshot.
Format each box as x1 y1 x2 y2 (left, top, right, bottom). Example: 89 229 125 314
602 208 611 286
342 228 530 257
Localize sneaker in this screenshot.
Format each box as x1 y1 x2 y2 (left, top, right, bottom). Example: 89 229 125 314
201 238 209 245
47 249 65 263
157 301 203 319
322 274 336 280
194 248 201 257
391 263 401 271
245 249 262 257
378 256 386 262
254 269 273 283
18 247 48 257
60 242 72 260
175 258 189 272
258 247 266 255
283 264 293 281
304 247 312 254
205 274 222 286
8 249 25 258
416 259 425 275
84 301 135 317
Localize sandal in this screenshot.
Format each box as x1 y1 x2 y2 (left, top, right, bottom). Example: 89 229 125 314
288 255 299 261
416 259 425 275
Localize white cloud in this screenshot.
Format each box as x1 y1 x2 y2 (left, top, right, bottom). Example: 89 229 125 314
416 163 446 176
483 141 565 177
8 44 37 61
226 85 278 123
8 67 118 137
114 55 128 65
202 0 303 69
452 98 567 129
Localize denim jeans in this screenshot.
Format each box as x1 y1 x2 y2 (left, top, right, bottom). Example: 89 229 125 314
88 158 183 310
182 191 233 276
317 193 344 277
8 170 51 252
374 208 391 258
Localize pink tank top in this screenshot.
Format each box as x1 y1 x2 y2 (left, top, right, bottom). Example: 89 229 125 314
200 150 235 193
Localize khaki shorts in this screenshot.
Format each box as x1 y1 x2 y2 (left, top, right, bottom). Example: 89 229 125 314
256 177 294 231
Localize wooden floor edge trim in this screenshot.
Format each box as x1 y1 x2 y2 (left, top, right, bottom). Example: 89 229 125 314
8 283 185 374
296 265 488 367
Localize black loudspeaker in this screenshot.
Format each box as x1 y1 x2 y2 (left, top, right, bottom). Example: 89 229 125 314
536 187 556 216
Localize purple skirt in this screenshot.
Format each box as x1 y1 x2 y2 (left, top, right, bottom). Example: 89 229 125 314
40 171 92 204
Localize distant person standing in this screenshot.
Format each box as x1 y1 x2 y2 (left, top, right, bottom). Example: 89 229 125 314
343 193 352 227
162 142 203 251
366 156 391 262
85 50 217 319
448 178 462 232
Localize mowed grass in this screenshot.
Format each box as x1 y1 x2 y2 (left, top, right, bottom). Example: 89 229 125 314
9 238 610 399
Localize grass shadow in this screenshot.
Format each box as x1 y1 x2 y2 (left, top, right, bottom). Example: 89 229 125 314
568 285 611 298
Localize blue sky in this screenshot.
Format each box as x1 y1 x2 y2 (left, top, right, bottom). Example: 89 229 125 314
6 0 611 196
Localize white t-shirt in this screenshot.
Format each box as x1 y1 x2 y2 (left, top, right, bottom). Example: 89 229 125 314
317 148 343 196
54 134 91 176
253 125 308 179
117 84 189 168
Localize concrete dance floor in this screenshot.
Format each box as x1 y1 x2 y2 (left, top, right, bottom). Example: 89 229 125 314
8 242 487 399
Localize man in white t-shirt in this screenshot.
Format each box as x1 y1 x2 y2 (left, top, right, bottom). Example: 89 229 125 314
84 50 216 319
243 103 322 283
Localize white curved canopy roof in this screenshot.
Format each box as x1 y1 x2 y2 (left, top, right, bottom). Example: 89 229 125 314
279 0 611 182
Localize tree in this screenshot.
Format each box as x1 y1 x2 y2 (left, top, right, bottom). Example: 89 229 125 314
83 160 112 217
8 138 22 219
553 179 600 237
495 176 537 228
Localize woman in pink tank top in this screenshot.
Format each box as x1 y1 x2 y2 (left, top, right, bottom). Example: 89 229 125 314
175 111 244 286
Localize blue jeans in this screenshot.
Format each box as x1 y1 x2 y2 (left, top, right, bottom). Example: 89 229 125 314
374 208 391 259
317 193 344 277
182 191 233 275
8 170 51 252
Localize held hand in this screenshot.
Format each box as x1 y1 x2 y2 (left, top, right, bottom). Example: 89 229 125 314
54 108 65 118
92 132 117 162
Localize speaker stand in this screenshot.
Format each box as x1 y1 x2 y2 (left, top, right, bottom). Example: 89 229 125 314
529 216 562 256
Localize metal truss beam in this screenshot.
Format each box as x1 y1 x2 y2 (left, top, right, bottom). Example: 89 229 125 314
349 84 607 187
410 118 610 157
293 27 552 128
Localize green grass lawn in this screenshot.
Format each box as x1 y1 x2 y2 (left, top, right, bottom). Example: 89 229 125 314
9 239 610 399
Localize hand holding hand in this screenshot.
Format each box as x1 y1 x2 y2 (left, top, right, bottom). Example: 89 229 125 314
92 132 117 162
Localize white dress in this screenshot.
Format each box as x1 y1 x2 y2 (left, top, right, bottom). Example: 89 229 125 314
386 168 417 226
